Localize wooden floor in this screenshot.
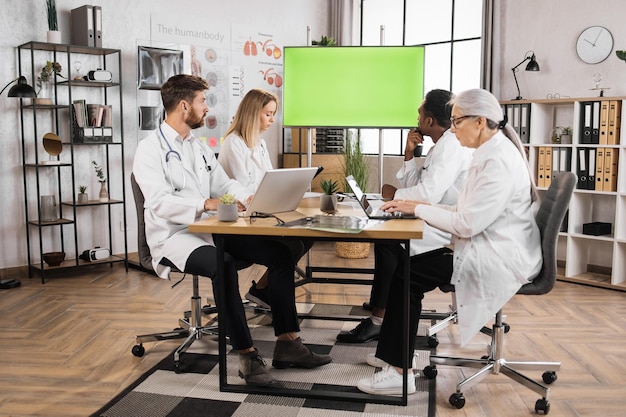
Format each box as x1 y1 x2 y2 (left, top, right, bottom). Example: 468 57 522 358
1 242 625 417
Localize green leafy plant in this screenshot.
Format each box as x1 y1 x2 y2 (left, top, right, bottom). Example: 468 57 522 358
343 129 369 193
320 179 339 195
92 161 106 183
312 35 337 47
46 0 58 31
219 194 237 205
78 185 87 194
616 50 626 62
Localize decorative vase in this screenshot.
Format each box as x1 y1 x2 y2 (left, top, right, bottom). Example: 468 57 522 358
560 134 572 144
34 80 52 105
320 194 338 214
77 193 88 204
98 182 109 202
47 30 62 44
217 203 238 222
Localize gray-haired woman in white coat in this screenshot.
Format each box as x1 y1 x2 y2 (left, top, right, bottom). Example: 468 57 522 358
358 88 542 396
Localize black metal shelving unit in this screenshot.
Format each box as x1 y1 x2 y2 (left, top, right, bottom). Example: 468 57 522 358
17 41 127 283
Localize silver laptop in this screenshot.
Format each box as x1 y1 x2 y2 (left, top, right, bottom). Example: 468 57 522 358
242 167 319 216
345 175 416 220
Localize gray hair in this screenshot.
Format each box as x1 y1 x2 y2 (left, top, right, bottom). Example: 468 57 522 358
451 88 538 202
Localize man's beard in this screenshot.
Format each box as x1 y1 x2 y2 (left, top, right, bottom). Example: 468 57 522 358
186 109 205 130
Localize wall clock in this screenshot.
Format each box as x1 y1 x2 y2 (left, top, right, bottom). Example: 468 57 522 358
576 26 613 64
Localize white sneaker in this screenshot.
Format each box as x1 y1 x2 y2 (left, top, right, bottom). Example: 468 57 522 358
357 365 416 396
366 353 418 369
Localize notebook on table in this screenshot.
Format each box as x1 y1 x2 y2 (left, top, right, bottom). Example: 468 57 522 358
345 175 416 220
241 167 319 216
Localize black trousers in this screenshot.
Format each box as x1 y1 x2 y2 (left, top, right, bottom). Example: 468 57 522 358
375 244 453 368
184 236 299 351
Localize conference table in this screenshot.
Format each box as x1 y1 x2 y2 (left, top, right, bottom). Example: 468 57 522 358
189 197 423 406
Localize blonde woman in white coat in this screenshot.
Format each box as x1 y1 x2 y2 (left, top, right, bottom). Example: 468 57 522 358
357 88 542 396
218 89 312 308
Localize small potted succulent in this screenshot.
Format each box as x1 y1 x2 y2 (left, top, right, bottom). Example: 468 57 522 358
551 126 572 144
217 193 239 222
77 185 88 204
319 178 339 214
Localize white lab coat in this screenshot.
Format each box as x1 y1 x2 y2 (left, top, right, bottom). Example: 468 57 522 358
394 130 473 255
133 122 253 279
415 132 542 346
218 133 273 190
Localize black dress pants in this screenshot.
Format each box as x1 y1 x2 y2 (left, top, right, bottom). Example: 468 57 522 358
184 236 298 351
375 244 453 368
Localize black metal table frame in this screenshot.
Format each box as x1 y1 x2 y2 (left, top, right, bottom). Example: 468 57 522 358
213 233 413 406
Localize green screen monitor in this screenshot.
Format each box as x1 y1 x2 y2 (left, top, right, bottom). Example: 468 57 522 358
283 46 424 128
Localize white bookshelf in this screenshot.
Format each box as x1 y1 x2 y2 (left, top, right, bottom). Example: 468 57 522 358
502 96 626 291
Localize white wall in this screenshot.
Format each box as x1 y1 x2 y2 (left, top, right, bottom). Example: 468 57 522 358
0 0 330 270
493 0 626 100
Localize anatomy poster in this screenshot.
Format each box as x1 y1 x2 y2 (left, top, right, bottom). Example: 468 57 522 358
147 15 285 152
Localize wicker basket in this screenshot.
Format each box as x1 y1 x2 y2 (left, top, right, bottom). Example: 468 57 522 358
335 241 370 259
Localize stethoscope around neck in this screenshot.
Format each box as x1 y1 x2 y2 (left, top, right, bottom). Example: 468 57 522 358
159 126 186 191
159 126 212 192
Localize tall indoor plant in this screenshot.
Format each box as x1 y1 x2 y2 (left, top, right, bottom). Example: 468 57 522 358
342 129 368 193
337 129 371 259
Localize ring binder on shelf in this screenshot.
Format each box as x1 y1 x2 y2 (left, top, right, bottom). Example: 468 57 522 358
70 5 94 47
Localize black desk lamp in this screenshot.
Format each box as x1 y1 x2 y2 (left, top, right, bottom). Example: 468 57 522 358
511 51 540 100
1 76 36 289
1 76 37 98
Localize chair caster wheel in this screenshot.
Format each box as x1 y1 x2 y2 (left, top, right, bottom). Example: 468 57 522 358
542 371 557 384
131 344 145 357
535 398 550 414
449 392 465 409
427 335 439 348
423 365 438 379
503 323 510 333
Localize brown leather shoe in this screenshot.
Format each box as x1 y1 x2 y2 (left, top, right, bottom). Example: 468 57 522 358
272 337 332 369
239 348 275 386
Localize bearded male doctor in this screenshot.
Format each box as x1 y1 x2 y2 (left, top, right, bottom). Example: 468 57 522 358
133 75 331 387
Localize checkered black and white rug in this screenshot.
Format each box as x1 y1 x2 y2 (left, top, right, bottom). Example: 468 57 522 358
92 303 435 417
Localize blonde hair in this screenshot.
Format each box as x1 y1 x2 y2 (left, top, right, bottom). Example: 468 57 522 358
451 88 538 202
224 89 278 147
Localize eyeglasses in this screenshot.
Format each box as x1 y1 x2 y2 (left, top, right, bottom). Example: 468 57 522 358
249 211 285 225
450 115 478 128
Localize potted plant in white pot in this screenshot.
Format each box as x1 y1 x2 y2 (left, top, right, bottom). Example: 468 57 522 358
217 193 239 222
319 179 339 214
77 185 88 204
46 0 61 43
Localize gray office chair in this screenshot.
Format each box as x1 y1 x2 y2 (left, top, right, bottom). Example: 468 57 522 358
129 173 219 372
424 171 576 415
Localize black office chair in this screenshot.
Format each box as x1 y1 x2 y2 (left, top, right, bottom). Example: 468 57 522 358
424 171 576 415
129 173 219 372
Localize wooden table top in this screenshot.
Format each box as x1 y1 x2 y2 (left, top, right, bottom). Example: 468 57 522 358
189 197 423 241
